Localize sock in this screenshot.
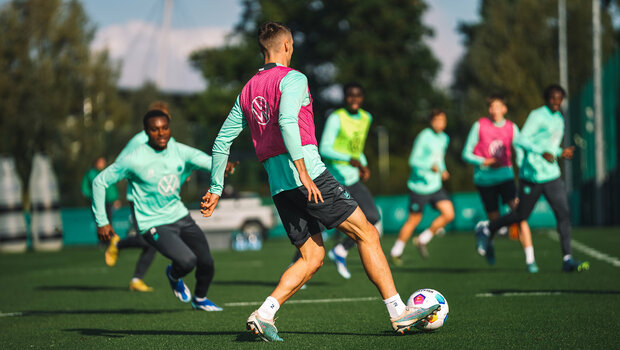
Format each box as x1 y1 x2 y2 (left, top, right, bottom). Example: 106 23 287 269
384 294 407 318
167 268 178 282
131 277 141 283
333 243 348 258
563 254 572 262
194 296 206 302
418 229 433 245
258 296 280 320
524 246 535 264
391 240 405 257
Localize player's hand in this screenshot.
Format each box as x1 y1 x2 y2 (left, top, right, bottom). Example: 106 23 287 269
349 158 362 169
200 192 220 217
112 200 122 209
299 171 323 204
561 146 575 160
482 158 497 167
97 224 115 242
359 166 371 182
431 164 439 173
542 152 555 163
442 170 450 181
224 161 239 177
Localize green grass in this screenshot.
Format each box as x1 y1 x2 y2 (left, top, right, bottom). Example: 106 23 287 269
1 228 619 349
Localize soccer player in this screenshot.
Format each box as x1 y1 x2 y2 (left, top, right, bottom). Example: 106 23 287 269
92 109 232 311
82 157 121 225
200 22 439 342
475 85 589 273
462 95 537 273
389 109 454 263
100 102 172 293
320 82 380 279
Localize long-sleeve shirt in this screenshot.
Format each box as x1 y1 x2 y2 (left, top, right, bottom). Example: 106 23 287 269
319 110 370 186
210 64 326 197
514 105 565 183
461 120 522 186
81 168 119 203
92 139 212 232
407 128 449 194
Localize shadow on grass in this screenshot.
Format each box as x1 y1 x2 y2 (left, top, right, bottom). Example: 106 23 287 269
483 289 620 296
390 267 520 273
212 280 328 287
10 309 186 317
36 285 128 292
65 328 239 338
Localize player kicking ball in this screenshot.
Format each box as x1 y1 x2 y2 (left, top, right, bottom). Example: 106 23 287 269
200 22 439 342
92 109 235 311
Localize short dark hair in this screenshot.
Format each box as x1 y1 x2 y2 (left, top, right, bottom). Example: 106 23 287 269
486 93 506 107
343 82 364 97
543 84 566 100
258 22 291 55
143 109 170 129
428 108 445 122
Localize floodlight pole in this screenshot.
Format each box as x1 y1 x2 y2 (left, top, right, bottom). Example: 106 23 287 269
558 0 571 196
157 0 174 89
592 0 605 225
376 125 390 189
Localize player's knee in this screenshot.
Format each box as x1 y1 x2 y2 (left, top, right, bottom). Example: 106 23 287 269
177 253 197 272
443 210 455 223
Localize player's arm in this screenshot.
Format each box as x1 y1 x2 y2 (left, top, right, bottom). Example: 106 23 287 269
319 113 350 161
201 96 247 217
461 122 488 166
279 71 323 203
92 160 129 241
81 171 93 200
512 125 525 168
409 132 432 171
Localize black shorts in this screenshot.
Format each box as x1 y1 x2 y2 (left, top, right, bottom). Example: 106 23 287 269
476 180 517 213
346 181 380 225
408 189 450 213
273 170 358 246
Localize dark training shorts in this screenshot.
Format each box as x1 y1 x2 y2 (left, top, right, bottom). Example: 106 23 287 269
475 180 518 213
273 170 358 246
408 188 450 213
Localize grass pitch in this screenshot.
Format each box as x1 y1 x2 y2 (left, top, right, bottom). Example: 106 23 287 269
1 227 619 349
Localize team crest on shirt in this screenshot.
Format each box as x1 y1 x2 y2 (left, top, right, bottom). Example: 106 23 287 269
158 174 179 195
252 96 270 125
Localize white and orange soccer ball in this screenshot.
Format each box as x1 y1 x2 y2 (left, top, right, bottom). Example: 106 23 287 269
407 288 449 331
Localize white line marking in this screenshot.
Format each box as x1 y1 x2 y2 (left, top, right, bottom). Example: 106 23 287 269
0 311 23 317
476 292 564 298
545 230 620 267
223 296 378 307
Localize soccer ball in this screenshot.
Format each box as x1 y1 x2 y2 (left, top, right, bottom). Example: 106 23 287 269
407 288 449 331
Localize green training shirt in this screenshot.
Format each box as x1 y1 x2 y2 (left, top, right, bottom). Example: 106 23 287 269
211 65 326 197
461 120 522 186
81 168 119 203
514 105 565 183
319 108 371 186
407 127 449 194
92 139 212 232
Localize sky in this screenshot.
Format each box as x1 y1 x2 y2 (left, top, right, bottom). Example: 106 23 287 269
1 0 480 92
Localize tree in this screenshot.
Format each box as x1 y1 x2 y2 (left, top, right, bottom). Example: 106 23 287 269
189 0 446 194
0 0 129 206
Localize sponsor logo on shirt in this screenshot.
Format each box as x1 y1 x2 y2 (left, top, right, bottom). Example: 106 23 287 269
252 96 270 125
158 174 179 196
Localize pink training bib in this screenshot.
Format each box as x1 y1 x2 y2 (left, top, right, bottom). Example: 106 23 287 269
473 117 514 167
239 66 317 162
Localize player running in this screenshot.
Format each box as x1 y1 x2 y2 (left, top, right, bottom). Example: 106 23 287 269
475 85 589 273
92 108 234 311
389 109 454 263
200 22 439 342
462 95 537 273
320 82 381 279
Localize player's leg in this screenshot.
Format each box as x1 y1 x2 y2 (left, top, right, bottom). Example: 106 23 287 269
176 215 221 311
414 193 454 258
390 191 426 263
329 181 380 279
477 181 542 256
503 180 537 272
541 179 589 272
338 207 440 334
142 222 196 302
